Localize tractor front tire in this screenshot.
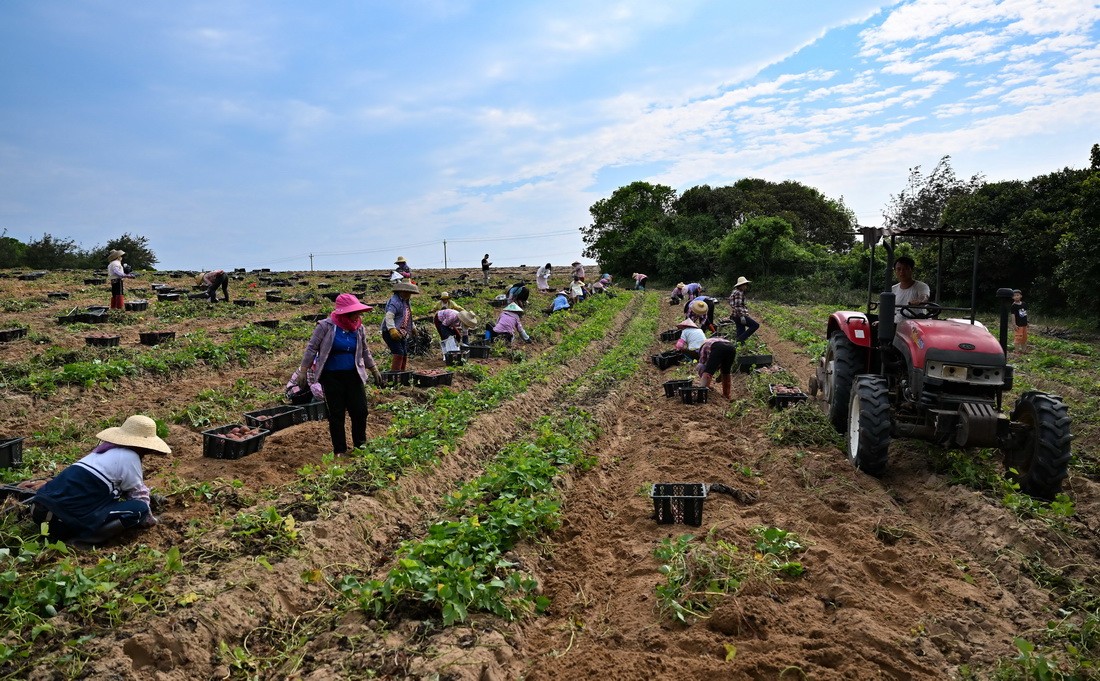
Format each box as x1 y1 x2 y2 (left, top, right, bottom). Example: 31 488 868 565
1002 391 1072 501
826 332 859 432
846 375 891 476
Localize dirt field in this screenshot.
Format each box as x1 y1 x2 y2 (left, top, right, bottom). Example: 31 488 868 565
1 268 1097 680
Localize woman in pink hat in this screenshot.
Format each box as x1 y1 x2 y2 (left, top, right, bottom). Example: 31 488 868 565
297 293 384 455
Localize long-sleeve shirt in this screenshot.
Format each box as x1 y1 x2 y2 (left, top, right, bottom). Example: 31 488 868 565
382 294 412 336
571 263 585 280
536 266 552 288
683 283 702 300
200 270 225 286
493 311 529 341
728 289 749 317
552 294 571 312
696 338 733 376
434 308 463 333
300 319 378 384
107 259 126 281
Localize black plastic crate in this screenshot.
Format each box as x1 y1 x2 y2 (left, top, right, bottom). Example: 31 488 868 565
157 293 181 302
651 483 707 526
659 329 682 342
462 343 491 359
1 437 25 469
243 405 306 433
85 335 121 347
651 350 684 370
83 278 106 285
768 384 809 409
254 320 280 329
322 291 340 301
381 370 412 387
412 371 454 388
737 354 773 373
125 299 148 311
0 328 28 343
299 400 328 421
139 331 176 346
662 379 693 398
679 386 710 404
202 424 269 460
47 292 70 300
300 313 326 322
444 351 468 366
266 293 283 303
233 300 256 307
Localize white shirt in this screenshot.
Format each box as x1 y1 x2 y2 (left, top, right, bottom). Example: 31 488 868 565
679 327 707 351
892 280 930 322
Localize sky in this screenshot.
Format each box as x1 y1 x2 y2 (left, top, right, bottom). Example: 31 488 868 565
1 0 1097 272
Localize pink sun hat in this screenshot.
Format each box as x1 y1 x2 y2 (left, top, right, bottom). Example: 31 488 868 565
332 293 372 315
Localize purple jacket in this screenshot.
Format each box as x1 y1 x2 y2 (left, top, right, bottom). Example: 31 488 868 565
299 319 378 384
493 311 529 340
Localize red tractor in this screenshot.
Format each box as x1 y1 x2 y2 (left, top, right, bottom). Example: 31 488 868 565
810 225 1072 499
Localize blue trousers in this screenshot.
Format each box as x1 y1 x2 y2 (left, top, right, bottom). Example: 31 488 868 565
735 315 760 343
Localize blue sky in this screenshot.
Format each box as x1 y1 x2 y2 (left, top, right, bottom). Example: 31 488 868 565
1 1 1097 272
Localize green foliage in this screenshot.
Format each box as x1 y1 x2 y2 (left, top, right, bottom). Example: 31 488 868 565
102 233 158 270
230 506 300 557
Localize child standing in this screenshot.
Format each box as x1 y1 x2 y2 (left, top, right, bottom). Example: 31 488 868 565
1011 289 1028 352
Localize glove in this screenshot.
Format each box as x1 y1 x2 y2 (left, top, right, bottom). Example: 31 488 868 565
523 337 532 344
388 328 402 341
739 316 747 325
372 372 385 387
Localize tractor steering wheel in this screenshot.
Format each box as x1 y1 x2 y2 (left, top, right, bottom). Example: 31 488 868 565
899 303 942 320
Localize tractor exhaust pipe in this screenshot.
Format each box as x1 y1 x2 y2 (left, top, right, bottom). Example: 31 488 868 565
996 287 1014 355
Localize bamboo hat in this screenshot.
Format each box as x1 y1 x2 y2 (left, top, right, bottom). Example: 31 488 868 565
96 415 171 455
392 281 421 294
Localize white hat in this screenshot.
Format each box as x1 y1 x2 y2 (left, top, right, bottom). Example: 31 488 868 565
676 319 699 329
96 415 171 455
503 302 524 313
735 276 752 287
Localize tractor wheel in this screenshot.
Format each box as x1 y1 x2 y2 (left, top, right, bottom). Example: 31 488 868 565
846 375 891 476
825 332 859 432
1002 391 1072 501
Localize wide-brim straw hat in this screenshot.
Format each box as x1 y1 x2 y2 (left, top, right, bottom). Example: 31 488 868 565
556 290 569 296
392 281 421 294
333 293 372 315
735 276 752 287
458 310 479 328
571 261 581 266
503 302 524 313
97 415 171 455
395 256 407 264
194 274 205 284
690 299 709 315
676 282 685 289
108 249 126 261
439 291 451 299
676 319 699 329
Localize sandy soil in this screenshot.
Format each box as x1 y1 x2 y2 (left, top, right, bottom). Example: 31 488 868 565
1 269 1097 680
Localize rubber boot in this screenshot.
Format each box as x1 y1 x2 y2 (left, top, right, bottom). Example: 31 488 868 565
389 356 401 372
720 373 732 399
110 295 125 310
398 355 408 371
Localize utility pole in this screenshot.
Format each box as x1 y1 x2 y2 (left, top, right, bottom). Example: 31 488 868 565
443 240 448 270
309 253 314 272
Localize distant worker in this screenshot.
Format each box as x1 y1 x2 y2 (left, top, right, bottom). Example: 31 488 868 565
592 273 613 293
434 308 479 354
196 269 230 303
506 281 530 306
536 263 552 292
107 249 135 310
382 281 421 371
435 291 465 312
1011 288 1029 353
569 276 586 303
632 272 648 290
674 319 708 360
571 260 586 281
891 256 930 322
696 336 736 399
491 303 531 345
670 282 686 305
550 289 571 313
727 276 760 343
686 296 717 333
481 254 492 285
394 256 412 279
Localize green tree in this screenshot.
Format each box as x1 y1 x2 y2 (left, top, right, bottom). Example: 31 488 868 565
22 233 81 269
102 233 158 270
883 156 983 234
581 181 677 276
717 216 809 278
0 229 27 268
1056 173 1100 324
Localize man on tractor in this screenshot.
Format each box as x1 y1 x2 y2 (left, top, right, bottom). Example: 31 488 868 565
891 256 930 322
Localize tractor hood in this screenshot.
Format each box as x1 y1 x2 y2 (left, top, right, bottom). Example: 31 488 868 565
894 318 1005 370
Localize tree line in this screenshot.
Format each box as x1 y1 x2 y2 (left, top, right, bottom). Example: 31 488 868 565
581 144 1100 324
0 232 159 271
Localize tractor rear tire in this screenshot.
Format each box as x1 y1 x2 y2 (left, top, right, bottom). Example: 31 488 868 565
1002 391 1072 501
846 375 891 476
826 332 859 432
